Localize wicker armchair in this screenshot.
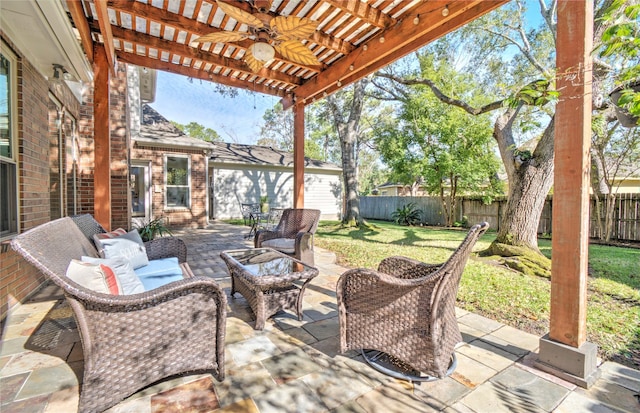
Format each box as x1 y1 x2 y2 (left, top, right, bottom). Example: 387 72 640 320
337 222 489 381
11 215 227 413
254 208 321 266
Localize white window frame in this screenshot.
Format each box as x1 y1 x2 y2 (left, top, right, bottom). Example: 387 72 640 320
164 154 191 209
1 40 19 240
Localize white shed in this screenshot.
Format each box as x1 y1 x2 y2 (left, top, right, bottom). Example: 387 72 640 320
209 143 343 220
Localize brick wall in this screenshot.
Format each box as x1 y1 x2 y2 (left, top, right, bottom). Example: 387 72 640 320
132 145 208 228
0 32 95 321
78 85 95 216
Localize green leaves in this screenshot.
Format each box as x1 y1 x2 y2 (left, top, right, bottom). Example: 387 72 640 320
597 0 640 118
171 121 222 142
504 79 558 108
134 217 172 242
391 202 423 226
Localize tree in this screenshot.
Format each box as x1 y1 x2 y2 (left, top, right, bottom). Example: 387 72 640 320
591 119 640 241
375 79 503 226
323 79 373 225
171 121 221 142
375 0 622 276
598 0 640 119
590 0 640 241
257 103 294 151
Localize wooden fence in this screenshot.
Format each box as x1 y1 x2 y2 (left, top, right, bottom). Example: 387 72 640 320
360 193 640 242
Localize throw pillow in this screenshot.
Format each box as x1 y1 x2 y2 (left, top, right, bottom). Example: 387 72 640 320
262 238 296 253
93 228 128 257
66 259 122 294
82 256 145 295
94 230 150 269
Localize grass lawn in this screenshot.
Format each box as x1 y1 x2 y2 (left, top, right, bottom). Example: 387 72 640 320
314 220 640 369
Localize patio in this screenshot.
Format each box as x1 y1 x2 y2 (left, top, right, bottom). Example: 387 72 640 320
1 222 638 413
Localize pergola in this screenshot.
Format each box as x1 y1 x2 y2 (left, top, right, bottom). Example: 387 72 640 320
66 0 599 387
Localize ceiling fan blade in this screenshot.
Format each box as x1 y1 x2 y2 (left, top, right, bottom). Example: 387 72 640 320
193 31 250 44
271 16 318 40
216 0 264 29
244 49 265 73
274 40 320 66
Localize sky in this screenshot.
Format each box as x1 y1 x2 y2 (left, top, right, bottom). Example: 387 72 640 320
150 70 281 144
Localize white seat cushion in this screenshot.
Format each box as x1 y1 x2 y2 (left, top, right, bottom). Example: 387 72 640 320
262 238 296 254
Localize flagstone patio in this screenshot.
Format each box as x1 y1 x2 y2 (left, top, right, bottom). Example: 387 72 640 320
1 222 638 412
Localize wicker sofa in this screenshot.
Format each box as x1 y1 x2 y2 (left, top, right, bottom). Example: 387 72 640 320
11 215 227 413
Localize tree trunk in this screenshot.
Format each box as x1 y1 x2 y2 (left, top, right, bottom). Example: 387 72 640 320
482 110 554 277
495 158 553 250
341 138 360 224
326 79 368 226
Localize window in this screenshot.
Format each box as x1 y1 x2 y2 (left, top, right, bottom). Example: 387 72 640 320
48 95 79 219
1 41 18 238
165 155 190 208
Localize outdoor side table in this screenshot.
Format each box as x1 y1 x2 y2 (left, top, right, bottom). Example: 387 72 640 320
220 248 319 330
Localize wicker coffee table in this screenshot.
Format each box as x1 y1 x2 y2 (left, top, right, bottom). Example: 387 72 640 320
220 248 319 330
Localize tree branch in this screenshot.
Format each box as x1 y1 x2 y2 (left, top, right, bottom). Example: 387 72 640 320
484 26 552 78
538 0 557 42
369 77 408 101
375 72 505 115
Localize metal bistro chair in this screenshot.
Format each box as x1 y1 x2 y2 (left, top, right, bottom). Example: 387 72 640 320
336 222 489 382
241 203 260 226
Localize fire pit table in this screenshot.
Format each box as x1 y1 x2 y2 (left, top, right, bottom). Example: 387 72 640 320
220 248 319 330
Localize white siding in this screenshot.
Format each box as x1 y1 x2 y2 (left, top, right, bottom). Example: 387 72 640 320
211 165 342 220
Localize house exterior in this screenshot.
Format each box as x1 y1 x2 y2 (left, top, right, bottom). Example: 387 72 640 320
209 142 342 220
1 1 98 318
130 103 215 229
375 182 428 196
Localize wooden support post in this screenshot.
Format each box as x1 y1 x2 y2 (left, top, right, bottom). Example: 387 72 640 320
293 102 305 208
535 0 599 388
93 44 111 230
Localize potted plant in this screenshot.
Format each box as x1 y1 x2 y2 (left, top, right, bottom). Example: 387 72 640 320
134 216 172 242
610 81 640 128
260 196 269 213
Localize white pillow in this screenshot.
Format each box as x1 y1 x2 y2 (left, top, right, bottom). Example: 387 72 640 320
82 256 145 295
94 230 150 269
66 259 122 294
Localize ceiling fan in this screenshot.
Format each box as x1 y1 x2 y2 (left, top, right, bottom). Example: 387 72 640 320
194 0 320 72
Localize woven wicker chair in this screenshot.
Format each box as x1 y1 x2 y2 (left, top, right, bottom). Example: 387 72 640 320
337 222 489 381
254 208 321 266
11 215 227 413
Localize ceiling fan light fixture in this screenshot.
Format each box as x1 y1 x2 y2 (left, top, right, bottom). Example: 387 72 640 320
249 42 275 62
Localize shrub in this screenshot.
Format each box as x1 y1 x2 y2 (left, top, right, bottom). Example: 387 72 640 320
135 216 172 242
391 202 423 226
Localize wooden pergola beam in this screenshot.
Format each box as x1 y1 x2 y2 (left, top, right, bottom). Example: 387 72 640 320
95 0 117 74
116 51 288 97
293 102 305 208
321 0 395 29
66 0 94 62
93 43 111 230
108 26 302 87
550 0 594 349
284 0 508 109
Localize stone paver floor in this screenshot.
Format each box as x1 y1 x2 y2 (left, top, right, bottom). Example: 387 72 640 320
1 222 638 412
